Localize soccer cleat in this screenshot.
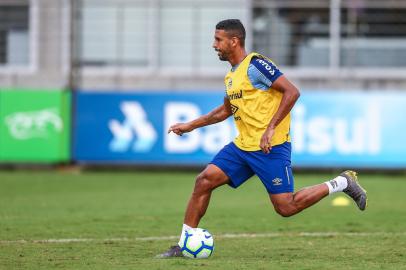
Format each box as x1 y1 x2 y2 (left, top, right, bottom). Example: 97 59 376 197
341 170 367 211
155 245 183 258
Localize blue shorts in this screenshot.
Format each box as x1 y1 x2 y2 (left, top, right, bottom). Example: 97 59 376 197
210 142 294 194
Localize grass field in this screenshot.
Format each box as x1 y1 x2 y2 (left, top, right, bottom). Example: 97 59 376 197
0 170 405 270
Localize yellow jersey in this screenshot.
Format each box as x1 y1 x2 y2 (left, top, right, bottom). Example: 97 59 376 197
224 52 291 151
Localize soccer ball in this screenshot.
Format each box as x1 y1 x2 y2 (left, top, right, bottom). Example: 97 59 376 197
179 228 214 258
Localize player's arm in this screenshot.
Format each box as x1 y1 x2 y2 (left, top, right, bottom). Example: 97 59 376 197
168 97 232 136
249 56 300 153
260 75 300 153
267 75 300 130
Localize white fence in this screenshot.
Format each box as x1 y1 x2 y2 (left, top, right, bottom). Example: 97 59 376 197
0 0 406 89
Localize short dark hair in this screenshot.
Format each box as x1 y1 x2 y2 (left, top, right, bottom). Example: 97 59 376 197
215 19 246 46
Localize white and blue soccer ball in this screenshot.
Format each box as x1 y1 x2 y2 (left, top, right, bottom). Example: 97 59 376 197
179 228 214 258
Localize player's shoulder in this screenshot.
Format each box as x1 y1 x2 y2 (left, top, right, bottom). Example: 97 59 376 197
250 54 278 70
249 54 282 80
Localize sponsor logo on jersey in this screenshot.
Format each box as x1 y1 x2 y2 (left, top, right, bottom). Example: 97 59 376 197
230 104 239 114
228 90 243 100
256 59 276 76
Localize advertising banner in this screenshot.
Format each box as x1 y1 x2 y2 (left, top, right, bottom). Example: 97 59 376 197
0 90 71 163
291 92 406 168
73 91 406 168
74 92 234 164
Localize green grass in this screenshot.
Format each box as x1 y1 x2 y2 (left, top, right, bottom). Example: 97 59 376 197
0 170 405 269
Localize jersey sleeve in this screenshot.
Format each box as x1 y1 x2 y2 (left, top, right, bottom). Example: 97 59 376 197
248 56 283 90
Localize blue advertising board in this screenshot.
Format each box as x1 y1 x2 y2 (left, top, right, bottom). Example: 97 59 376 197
74 90 406 168
291 92 406 168
74 92 236 164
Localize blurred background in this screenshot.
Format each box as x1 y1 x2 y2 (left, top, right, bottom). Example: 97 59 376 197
1 0 406 169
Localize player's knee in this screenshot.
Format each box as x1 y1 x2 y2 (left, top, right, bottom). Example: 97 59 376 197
274 204 295 218
194 173 214 193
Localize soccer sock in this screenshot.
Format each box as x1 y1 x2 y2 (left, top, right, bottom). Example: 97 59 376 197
325 176 348 194
178 223 193 247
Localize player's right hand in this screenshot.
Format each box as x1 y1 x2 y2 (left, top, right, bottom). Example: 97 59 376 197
260 127 275 154
167 123 193 136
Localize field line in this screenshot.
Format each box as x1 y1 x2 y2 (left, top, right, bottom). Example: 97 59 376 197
1 232 405 244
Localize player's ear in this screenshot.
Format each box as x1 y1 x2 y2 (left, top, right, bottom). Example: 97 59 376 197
231 36 239 47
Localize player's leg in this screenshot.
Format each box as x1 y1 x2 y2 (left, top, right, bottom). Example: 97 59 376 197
183 164 230 228
182 142 253 230
156 142 254 258
270 170 367 217
156 164 228 258
250 156 312 217
246 142 367 217
270 185 328 217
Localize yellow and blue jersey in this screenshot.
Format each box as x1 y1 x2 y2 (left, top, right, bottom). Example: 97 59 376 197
224 52 291 151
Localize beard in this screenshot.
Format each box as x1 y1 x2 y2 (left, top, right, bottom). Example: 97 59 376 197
216 50 229 61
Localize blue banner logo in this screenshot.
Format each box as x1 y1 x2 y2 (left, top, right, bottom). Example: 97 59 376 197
109 101 157 153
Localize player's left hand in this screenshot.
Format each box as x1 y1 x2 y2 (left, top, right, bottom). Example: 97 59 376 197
260 127 275 154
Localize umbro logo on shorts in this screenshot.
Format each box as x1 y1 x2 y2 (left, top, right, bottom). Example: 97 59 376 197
272 178 283 186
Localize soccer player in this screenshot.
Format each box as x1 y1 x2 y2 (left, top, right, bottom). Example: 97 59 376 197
157 19 367 258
